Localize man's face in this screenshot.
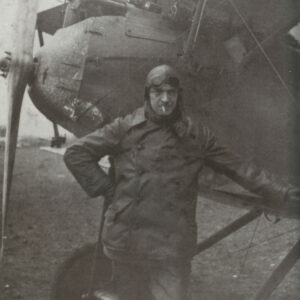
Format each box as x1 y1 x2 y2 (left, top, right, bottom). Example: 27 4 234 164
149 83 178 116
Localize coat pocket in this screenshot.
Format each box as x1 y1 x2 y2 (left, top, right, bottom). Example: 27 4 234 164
102 202 132 250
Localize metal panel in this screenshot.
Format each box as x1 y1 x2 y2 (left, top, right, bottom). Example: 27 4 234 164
125 11 179 43
37 4 67 35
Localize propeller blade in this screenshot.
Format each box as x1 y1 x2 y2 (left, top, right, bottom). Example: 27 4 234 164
1 0 39 261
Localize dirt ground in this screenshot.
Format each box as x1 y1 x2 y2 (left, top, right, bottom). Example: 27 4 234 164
0 140 299 300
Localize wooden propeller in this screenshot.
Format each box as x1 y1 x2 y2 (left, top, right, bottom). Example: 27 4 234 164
1 0 39 261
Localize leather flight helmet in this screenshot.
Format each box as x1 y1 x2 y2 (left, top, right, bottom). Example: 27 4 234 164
144 65 181 100
145 64 180 89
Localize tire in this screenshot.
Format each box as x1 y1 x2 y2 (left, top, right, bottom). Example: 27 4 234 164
52 243 113 300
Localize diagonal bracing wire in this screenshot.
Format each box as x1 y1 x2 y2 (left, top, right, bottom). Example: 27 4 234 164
239 213 262 272
201 225 300 265
227 0 296 103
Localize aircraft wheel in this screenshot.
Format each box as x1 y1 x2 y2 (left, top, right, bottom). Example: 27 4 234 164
51 243 113 300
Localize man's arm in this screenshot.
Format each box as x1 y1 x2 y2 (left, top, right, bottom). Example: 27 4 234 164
64 118 124 198
202 126 289 206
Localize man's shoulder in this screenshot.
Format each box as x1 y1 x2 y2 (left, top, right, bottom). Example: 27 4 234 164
184 112 208 140
116 107 146 131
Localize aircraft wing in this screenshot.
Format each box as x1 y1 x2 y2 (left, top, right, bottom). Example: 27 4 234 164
199 182 300 220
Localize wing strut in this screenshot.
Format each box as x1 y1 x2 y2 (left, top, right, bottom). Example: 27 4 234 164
195 208 262 255
253 239 300 300
227 0 296 103
194 202 299 299
184 0 208 59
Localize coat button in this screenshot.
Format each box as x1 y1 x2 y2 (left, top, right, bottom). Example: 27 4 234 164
168 203 175 211
137 169 143 175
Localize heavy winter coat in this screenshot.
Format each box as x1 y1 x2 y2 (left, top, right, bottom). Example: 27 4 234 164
64 107 287 262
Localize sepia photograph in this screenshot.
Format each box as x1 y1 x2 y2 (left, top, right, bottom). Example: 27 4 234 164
0 0 299 299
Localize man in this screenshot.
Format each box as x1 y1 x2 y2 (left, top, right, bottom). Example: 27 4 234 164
64 65 294 300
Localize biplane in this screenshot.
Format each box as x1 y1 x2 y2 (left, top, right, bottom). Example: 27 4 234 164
0 0 299 299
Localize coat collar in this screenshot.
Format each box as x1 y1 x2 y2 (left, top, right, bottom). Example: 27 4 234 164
127 107 147 128
124 106 200 140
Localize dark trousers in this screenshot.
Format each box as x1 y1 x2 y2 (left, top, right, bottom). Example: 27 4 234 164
112 259 191 300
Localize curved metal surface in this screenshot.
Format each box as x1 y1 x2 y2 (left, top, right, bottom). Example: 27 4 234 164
29 14 180 137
